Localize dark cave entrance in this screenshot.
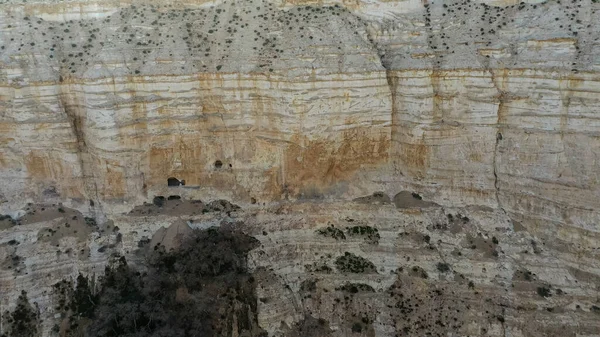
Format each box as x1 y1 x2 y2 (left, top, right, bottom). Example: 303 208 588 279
167 177 185 187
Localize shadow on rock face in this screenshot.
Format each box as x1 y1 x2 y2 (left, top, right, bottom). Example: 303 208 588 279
286 315 333 337
393 191 439 209
130 197 240 217
353 191 391 205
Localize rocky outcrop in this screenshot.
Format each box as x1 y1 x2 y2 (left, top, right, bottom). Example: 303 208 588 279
243 201 600 337
1 200 600 336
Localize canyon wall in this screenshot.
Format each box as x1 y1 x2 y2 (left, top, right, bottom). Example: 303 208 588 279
0 0 599 336
1 0 598 233
1 0 599 224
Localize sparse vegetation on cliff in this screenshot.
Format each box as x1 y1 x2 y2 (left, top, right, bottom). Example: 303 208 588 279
305 262 333 274
316 224 346 240
347 225 380 244
537 286 552 298
335 252 377 274
436 262 451 273
409 266 429 279
336 283 375 293
288 315 333 337
1 290 40 337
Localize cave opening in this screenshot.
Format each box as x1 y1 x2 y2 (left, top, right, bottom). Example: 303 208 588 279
168 177 185 186
214 160 223 169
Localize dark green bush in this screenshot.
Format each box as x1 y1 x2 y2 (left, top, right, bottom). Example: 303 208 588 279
346 225 380 243
300 278 317 292
84 217 97 227
410 266 429 279
437 262 451 273
336 283 375 293
316 225 346 240
537 286 551 298
335 252 377 274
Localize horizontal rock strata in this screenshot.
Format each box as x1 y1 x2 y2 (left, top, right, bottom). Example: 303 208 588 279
0 0 599 335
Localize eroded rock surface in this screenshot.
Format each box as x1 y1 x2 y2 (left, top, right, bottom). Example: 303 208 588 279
0 0 597 230
0 0 599 336
2 200 599 336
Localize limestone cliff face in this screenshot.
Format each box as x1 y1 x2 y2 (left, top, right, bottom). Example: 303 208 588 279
0 0 599 335
1 0 599 227
0 0 394 216
1 0 599 236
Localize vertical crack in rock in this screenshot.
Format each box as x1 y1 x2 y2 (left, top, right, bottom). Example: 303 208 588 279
59 86 102 215
423 2 443 123
367 24 397 171
493 124 502 209
385 67 399 169
488 68 506 213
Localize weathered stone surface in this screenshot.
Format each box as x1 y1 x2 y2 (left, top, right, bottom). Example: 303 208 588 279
2 201 599 336
0 0 599 336
0 0 597 232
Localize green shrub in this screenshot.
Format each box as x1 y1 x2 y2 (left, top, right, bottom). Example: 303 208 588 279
537 286 551 298
316 225 346 240
410 266 428 279
300 279 317 292
335 252 377 274
437 262 450 273
336 283 375 293
347 225 380 244
84 217 97 227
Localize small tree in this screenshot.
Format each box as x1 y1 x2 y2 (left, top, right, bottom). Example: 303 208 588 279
70 274 97 319
54 273 98 337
